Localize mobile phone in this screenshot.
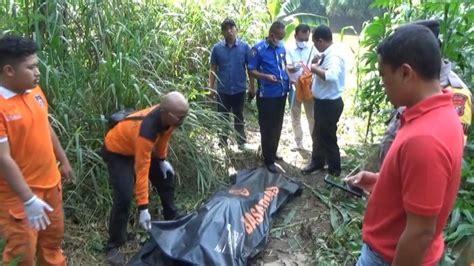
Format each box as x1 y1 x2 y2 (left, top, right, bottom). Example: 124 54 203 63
323 167 363 197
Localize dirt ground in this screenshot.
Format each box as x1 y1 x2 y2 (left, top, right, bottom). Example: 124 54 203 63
243 109 340 266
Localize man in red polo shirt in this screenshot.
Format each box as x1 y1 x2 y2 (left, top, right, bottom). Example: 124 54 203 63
345 25 464 265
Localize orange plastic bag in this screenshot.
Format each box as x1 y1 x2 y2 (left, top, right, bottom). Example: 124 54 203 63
296 65 313 102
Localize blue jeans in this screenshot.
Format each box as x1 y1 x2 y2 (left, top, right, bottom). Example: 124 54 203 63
356 243 390 266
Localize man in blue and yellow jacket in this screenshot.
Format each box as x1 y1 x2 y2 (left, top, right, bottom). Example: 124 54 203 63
248 21 290 173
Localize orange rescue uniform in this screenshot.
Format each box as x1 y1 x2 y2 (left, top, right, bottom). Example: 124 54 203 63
0 85 65 266
104 105 174 207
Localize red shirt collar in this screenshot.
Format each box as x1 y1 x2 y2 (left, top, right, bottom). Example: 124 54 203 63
400 89 453 126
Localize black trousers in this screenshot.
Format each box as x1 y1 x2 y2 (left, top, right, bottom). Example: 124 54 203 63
103 148 176 250
217 91 246 145
311 97 344 175
256 95 287 165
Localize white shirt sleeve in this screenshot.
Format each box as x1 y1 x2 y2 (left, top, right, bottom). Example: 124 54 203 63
324 53 344 83
287 49 295 65
0 137 8 143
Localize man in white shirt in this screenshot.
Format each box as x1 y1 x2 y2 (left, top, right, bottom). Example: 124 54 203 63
287 24 317 150
301 25 347 177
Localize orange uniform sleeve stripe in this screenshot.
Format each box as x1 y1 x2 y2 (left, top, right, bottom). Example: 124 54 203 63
0 112 6 139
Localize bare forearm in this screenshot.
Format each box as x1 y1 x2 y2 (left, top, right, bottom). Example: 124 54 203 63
209 65 217 89
249 70 271 81
209 73 216 89
392 229 433 265
50 126 69 165
366 172 379 183
0 157 33 201
248 74 256 90
286 64 297 73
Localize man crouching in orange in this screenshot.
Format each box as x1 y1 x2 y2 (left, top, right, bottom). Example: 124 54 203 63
103 91 189 264
0 35 74 265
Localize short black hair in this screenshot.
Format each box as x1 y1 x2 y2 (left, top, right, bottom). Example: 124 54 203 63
269 21 285 34
295 24 310 35
221 18 236 31
0 35 38 70
377 24 441 81
408 19 442 47
312 25 332 42
410 20 440 38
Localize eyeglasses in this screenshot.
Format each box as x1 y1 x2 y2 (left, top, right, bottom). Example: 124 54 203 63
168 111 186 122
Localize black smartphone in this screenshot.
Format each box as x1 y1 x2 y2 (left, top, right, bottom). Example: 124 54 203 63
323 167 363 197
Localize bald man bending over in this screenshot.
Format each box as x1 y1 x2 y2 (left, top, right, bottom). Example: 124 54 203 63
103 91 189 264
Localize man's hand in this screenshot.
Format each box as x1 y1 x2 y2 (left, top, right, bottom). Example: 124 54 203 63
247 87 256 102
287 63 301 73
159 160 175 179
310 63 320 72
344 171 378 193
139 209 152 231
24 195 54 231
50 125 75 184
207 88 216 99
267 74 279 82
311 54 321 64
60 160 75 184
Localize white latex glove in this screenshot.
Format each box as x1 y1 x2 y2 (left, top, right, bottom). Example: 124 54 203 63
159 160 174 179
294 62 302 71
24 195 54 231
139 209 152 231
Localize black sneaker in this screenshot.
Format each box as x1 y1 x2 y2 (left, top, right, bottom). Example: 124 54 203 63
266 163 285 173
301 162 324 175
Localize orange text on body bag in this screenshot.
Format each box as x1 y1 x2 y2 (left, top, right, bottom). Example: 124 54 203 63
295 47 314 102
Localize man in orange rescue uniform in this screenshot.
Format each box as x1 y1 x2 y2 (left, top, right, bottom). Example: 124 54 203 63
103 91 189 264
0 35 75 265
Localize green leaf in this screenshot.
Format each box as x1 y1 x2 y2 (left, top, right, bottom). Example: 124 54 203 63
462 209 474 224
284 20 298 41
449 208 461 229
266 0 281 21
456 224 474 234
330 206 341 230
448 223 474 245
362 20 385 39
280 0 301 18
283 209 297 225
282 13 329 27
